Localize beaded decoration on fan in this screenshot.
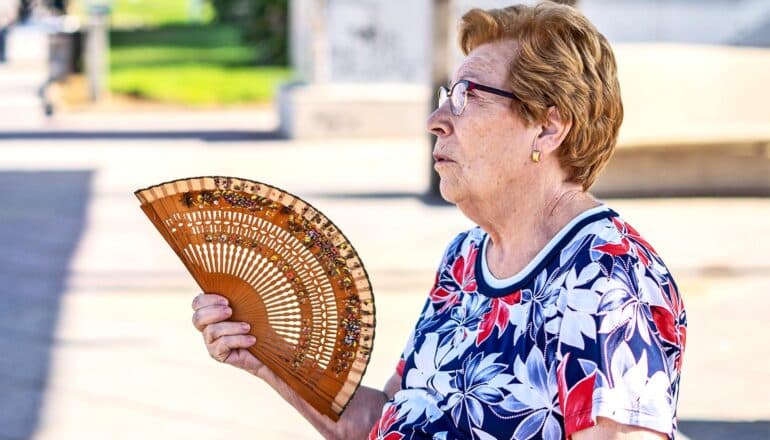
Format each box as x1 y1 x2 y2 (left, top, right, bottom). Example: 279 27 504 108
134 176 375 421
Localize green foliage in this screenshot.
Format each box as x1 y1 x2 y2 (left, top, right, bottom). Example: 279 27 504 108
209 0 288 65
109 24 292 105
109 0 215 28
111 46 256 69
109 65 291 105
111 24 241 47
108 0 289 64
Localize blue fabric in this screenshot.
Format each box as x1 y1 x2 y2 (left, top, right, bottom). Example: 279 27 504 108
369 209 686 440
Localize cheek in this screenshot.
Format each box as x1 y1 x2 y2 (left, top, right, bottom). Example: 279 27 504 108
452 108 530 183
454 118 492 162
463 140 524 190
456 131 501 173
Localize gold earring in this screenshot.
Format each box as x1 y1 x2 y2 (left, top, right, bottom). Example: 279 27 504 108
531 149 541 163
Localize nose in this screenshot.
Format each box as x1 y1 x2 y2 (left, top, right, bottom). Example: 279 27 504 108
427 103 452 138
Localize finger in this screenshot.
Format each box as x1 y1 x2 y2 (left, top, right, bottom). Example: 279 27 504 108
203 321 251 345
209 335 257 362
226 348 265 376
192 305 232 331
192 293 228 311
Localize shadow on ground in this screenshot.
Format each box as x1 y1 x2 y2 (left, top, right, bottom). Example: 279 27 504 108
679 419 770 439
0 171 92 439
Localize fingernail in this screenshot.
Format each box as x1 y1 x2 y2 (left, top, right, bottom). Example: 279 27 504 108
241 323 250 331
218 299 228 306
248 336 257 343
224 307 232 314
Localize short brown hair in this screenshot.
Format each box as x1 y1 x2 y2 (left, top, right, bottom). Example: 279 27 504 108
458 2 623 189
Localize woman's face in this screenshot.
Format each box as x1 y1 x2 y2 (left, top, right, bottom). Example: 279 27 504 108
428 40 538 207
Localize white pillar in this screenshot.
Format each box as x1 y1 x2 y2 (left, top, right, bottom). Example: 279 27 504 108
86 4 110 102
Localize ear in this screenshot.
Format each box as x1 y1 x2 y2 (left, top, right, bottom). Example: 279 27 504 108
535 106 571 155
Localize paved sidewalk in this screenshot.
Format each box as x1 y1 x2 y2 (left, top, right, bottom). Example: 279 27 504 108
0 63 48 130
0 130 768 439
0 47 769 440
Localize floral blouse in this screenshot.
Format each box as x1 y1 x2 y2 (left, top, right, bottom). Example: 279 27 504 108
368 206 686 440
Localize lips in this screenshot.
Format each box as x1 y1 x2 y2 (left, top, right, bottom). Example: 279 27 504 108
433 153 454 163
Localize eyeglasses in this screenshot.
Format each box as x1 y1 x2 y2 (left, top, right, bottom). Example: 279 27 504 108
438 79 519 116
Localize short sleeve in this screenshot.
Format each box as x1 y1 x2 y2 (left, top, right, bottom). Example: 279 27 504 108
556 263 685 440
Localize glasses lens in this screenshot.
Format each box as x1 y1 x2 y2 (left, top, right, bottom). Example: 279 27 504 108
438 87 448 110
450 81 468 116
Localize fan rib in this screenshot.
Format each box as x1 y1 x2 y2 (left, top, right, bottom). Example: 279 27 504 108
135 176 376 421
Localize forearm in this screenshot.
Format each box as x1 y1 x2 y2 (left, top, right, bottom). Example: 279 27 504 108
255 367 388 440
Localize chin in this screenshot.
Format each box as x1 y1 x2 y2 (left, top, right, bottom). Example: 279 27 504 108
438 179 461 204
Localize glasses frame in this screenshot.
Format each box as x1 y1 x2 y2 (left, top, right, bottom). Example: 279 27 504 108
438 79 519 116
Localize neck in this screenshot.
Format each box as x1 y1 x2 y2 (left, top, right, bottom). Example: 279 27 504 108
459 181 599 279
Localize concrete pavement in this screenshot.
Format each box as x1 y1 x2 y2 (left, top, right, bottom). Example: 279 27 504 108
0 62 48 131
0 59 769 440
0 123 768 439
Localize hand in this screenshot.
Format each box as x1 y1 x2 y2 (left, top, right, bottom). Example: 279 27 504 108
191 293 266 378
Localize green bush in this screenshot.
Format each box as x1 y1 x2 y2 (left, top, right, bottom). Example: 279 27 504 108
109 0 215 28
110 65 291 105
209 0 288 65
109 24 292 105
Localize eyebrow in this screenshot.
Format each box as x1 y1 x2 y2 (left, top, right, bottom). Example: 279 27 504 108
451 74 482 86
453 55 495 83
452 62 494 85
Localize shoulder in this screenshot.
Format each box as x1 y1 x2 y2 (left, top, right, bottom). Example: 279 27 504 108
553 209 686 357
583 213 677 299
554 211 670 278
552 210 684 328
587 213 664 268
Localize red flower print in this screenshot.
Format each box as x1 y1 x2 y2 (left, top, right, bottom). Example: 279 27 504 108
675 326 687 373
651 284 687 372
476 290 521 345
592 239 630 257
395 358 406 377
451 245 479 294
429 285 461 313
430 244 480 313
368 405 404 440
594 218 659 267
557 352 597 438
650 305 678 344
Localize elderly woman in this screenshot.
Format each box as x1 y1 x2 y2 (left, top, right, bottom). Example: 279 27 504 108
191 2 686 439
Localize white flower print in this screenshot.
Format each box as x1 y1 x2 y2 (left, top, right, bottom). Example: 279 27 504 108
433 352 511 434
500 347 563 440
553 262 603 349
430 294 490 363
592 263 654 345
509 270 559 346
392 388 444 426
594 342 675 422
406 333 453 389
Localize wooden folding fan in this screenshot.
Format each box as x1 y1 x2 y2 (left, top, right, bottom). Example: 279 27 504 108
134 176 375 420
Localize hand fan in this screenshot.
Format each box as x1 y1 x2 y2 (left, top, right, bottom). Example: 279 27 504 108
134 176 375 421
